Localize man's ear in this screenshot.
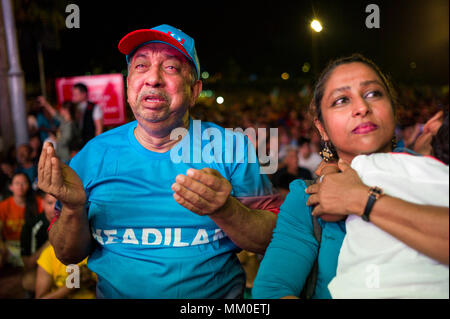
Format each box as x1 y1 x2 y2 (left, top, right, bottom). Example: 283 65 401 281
314 118 329 141
190 80 202 108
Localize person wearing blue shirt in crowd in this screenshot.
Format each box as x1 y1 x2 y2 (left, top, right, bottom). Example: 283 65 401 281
37 24 282 299
252 54 449 299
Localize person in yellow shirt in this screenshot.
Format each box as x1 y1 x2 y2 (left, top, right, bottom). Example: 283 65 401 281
35 244 96 299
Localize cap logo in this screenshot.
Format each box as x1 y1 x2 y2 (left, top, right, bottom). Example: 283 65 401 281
167 31 185 45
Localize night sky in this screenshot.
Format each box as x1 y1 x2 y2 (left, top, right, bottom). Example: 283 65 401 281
15 0 449 95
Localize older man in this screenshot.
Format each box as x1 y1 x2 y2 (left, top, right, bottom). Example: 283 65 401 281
38 24 281 298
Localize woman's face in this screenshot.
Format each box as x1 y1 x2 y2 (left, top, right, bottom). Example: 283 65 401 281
9 174 29 198
42 193 57 222
315 62 395 163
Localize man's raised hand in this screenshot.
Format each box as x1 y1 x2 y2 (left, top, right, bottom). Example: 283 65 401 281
37 142 86 210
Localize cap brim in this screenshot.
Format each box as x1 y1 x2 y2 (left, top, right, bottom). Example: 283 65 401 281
118 29 191 61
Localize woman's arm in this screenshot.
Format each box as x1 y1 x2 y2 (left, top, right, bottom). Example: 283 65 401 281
37 96 58 118
35 265 73 299
252 180 318 298
306 160 449 265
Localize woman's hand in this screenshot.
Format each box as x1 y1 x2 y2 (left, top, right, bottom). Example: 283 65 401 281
314 159 339 177
306 160 369 218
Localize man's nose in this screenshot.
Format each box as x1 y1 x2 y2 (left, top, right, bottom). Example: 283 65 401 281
144 66 163 88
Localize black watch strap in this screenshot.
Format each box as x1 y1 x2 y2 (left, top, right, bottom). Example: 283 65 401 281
362 186 383 222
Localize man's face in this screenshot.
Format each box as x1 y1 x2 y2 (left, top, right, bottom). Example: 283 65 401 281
126 43 202 136
17 145 30 164
72 88 87 104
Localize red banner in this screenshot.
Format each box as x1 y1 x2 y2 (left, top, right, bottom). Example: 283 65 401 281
55 74 126 126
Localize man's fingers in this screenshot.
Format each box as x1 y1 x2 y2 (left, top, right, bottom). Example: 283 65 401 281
172 182 210 212
186 168 223 192
37 143 48 173
50 157 63 188
200 167 222 178
38 142 65 198
173 193 202 215
41 146 55 189
37 148 47 189
175 174 216 200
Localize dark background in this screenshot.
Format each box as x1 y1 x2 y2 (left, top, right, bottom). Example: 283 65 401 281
14 0 449 98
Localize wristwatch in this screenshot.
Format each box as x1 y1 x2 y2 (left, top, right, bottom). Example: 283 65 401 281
362 186 384 222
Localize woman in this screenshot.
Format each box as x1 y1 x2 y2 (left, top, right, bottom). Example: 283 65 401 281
0 172 42 268
252 54 449 299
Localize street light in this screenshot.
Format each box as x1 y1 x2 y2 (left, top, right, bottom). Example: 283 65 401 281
311 19 323 32
310 18 323 77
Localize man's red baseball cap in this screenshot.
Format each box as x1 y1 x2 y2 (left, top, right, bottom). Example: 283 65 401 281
118 24 200 79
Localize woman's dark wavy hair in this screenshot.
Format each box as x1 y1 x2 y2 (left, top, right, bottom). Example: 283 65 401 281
310 53 399 160
10 172 39 222
310 53 399 123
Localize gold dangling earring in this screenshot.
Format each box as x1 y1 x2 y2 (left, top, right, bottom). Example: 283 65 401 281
319 140 336 162
391 136 398 150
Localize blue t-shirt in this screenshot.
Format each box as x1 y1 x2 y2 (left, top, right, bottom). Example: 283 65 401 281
252 179 346 299
69 118 280 299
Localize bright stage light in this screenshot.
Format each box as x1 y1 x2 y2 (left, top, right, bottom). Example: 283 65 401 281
311 20 323 32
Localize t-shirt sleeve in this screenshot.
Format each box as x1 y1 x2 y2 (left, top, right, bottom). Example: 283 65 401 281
37 245 54 275
227 133 283 213
252 179 318 298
